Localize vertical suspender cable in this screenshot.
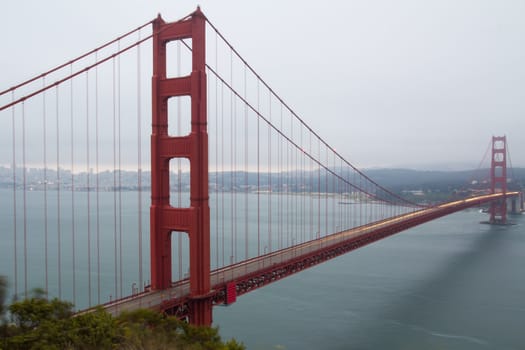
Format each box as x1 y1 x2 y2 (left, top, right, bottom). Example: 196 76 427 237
11 92 18 297
43 77 49 296
359 171 363 226
347 168 350 228
279 104 283 250
317 137 321 240
367 178 370 223
340 157 343 229
233 58 238 263
363 176 366 224
214 32 219 270
22 101 27 298
339 156 343 228
289 110 293 248
268 92 272 252
229 49 235 264
352 168 356 227
288 118 292 247
286 110 290 248
294 125 303 244
293 113 297 248
370 180 373 221
293 119 297 245
118 41 123 299
244 64 248 261
268 93 273 252
335 155 339 231
221 81 225 267
95 51 101 303
56 87 62 299
137 30 143 292
85 71 92 307
299 124 306 243
335 157 344 232
332 151 336 233
256 79 260 256
70 64 76 306
325 146 328 237
112 57 118 301
309 131 313 240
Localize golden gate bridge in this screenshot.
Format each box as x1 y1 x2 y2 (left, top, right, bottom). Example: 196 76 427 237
0 8 522 326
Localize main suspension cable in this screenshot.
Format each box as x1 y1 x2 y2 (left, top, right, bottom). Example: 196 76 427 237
204 17 421 208
0 20 153 97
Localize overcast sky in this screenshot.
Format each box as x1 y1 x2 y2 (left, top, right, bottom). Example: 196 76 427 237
1 0 524 170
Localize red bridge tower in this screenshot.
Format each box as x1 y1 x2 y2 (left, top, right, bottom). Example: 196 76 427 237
150 8 212 325
489 136 507 224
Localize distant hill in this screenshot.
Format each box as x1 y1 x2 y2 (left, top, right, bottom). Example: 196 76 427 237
1 166 524 194
363 168 525 192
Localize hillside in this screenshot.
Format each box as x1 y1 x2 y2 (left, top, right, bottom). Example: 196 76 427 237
1 166 524 195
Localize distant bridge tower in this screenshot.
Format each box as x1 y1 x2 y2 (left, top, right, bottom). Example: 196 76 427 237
150 8 212 325
489 136 507 224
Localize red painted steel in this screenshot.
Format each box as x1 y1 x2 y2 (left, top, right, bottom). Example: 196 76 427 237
489 136 507 223
151 8 212 325
226 282 237 304
102 192 519 320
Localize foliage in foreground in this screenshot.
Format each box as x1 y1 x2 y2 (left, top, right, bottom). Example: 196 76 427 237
0 285 244 350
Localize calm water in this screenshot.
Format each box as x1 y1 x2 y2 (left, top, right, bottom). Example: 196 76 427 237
0 188 404 309
1 188 524 349
214 210 525 350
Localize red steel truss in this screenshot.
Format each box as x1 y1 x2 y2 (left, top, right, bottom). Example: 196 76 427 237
107 192 517 321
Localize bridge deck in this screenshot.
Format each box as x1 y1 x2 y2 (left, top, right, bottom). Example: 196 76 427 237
97 192 518 319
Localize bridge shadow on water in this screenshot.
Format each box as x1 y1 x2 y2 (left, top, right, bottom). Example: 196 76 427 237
214 212 525 350
350 213 525 350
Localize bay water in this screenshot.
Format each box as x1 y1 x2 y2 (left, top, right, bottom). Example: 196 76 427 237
214 210 525 349
1 188 524 349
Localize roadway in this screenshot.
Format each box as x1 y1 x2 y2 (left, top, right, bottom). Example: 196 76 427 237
98 192 519 317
